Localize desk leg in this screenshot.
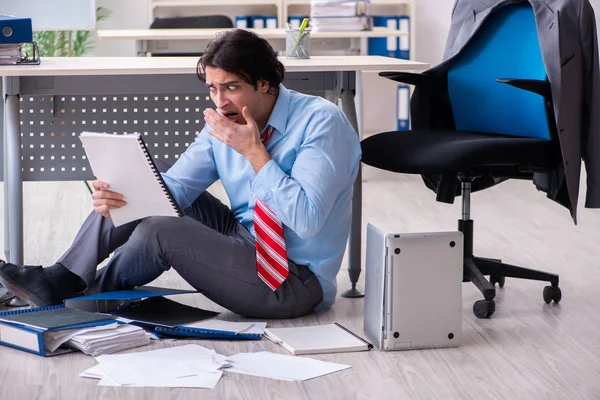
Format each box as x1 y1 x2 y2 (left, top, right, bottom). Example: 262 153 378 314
340 79 364 298
3 77 28 306
1 78 8 262
3 77 23 265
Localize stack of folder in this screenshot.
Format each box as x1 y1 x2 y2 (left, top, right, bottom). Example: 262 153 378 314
0 15 39 65
0 305 149 357
310 0 372 32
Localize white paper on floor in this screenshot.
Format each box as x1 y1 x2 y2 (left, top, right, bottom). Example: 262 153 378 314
81 344 227 388
80 344 351 388
225 351 351 381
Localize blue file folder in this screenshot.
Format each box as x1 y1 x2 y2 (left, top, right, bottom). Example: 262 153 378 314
250 16 265 29
0 304 116 357
397 16 410 60
397 84 410 130
235 16 249 29
288 16 305 29
0 15 33 44
265 16 278 29
368 15 410 60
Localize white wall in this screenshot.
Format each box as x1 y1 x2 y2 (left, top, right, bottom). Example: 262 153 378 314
92 0 148 57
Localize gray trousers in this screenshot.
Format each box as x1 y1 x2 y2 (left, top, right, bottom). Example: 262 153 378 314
57 191 323 319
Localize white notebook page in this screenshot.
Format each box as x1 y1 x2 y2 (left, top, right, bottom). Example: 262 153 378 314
79 132 180 227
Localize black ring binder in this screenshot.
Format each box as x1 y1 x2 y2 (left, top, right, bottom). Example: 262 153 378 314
136 134 183 217
334 322 374 350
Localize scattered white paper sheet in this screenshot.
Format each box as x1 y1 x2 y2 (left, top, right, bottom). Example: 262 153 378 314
96 372 223 388
80 344 351 388
225 351 351 381
84 344 227 388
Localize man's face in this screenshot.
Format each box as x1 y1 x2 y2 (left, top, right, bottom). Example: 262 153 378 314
204 66 269 126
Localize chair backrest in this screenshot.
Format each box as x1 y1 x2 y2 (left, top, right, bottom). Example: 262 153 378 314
150 15 234 29
447 2 552 140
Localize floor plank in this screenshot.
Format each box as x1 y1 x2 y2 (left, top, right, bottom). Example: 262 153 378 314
1 172 600 399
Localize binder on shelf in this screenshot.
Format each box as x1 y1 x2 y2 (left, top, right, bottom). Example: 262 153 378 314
250 16 265 29
265 16 278 29
368 16 397 58
79 132 183 227
397 84 410 131
288 16 305 30
0 304 116 357
235 16 249 29
397 15 410 60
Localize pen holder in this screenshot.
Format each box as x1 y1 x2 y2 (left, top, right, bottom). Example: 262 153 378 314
285 28 311 59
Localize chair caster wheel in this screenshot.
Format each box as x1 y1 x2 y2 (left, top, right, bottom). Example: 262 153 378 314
473 299 495 319
490 275 505 288
543 285 562 304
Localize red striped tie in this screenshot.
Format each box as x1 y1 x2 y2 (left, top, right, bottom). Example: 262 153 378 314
255 126 289 290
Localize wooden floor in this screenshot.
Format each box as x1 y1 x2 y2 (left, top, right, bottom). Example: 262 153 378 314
2 169 600 400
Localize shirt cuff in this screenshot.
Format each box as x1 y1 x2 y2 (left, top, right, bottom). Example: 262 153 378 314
250 159 286 201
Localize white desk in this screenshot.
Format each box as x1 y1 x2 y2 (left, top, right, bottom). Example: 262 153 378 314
1 55 428 296
97 27 407 56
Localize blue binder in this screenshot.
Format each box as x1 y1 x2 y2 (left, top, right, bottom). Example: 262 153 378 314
250 16 265 29
397 16 410 60
235 16 249 29
397 84 410 130
288 16 305 29
265 16 278 29
0 304 116 357
368 16 397 58
155 325 262 340
0 15 32 44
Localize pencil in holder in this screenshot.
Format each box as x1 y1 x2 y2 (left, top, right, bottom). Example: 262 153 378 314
285 28 311 59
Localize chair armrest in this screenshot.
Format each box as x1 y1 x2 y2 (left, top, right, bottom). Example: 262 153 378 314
379 72 448 102
379 72 446 91
496 78 551 100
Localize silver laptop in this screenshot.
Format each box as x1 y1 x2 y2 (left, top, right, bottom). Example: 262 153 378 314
364 224 463 351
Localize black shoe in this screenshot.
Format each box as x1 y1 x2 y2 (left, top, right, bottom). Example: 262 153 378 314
0 261 69 307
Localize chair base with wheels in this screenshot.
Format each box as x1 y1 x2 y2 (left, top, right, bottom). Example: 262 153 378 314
456 179 561 319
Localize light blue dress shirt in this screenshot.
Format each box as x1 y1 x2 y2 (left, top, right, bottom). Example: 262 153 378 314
162 84 361 310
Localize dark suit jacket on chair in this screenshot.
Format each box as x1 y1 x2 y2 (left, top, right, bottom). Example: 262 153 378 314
413 0 600 222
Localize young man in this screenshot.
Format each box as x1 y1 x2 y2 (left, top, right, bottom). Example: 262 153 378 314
0 29 361 319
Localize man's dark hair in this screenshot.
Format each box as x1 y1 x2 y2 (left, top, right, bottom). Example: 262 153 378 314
197 29 285 94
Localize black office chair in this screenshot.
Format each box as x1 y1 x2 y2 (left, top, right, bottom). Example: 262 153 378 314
361 2 562 318
149 15 234 57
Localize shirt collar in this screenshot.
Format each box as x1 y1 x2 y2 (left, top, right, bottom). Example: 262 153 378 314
263 83 290 137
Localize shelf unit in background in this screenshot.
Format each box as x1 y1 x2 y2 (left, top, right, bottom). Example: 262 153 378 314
149 0 283 27
146 0 416 136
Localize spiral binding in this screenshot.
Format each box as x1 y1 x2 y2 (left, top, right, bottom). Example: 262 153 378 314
155 325 261 340
0 303 65 316
136 134 183 217
334 322 374 350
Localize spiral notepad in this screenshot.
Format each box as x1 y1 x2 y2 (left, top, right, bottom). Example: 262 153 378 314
79 132 183 227
264 323 373 355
